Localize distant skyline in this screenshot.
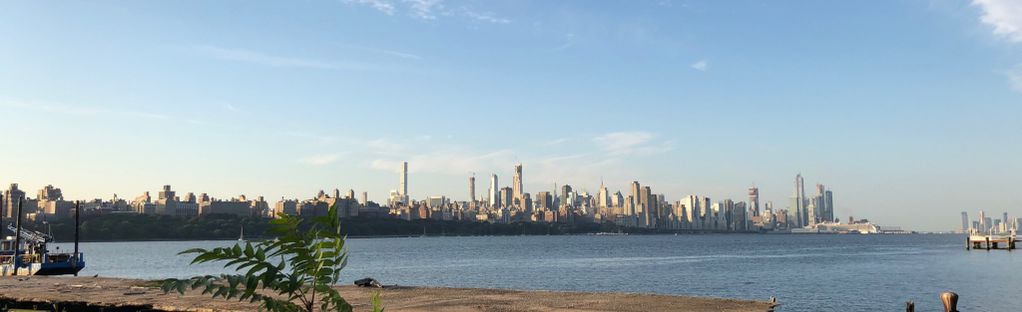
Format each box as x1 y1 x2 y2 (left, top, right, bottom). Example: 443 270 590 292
2 1 1021 231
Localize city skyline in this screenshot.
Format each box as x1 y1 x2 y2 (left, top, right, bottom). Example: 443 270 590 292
1 162 1009 232
2 1 1022 231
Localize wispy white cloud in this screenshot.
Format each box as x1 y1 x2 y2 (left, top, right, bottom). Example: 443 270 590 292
380 49 422 60
223 103 239 112
342 0 396 15
459 8 510 24
191 45 381 71
403 0 444 20
593 131 654 152
592 131 672 156
301 153 342 166
0 97 176 121
543 137 571 146
691 60 709 72
343 0 509 25
973 0 1022 42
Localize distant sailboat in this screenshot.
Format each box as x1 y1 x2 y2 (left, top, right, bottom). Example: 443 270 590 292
238 225 245 242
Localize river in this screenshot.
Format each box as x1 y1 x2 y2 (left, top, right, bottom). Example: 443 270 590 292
52 234 1019 311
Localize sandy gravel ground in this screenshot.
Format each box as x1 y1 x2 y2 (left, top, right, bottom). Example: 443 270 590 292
0 277 773 312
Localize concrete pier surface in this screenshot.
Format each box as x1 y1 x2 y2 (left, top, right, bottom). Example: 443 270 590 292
0 277 773 312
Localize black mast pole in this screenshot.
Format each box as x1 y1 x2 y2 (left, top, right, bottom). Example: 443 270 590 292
73 200 80 276
0 194 4 238
13 197 23 276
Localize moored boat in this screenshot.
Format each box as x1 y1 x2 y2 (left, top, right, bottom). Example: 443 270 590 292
0 197 85 276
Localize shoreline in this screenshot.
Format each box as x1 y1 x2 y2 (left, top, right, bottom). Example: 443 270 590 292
48 231 952 243
0 277 775 312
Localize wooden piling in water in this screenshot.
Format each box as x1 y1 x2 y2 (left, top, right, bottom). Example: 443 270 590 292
905 300 914 312
941 292 958 312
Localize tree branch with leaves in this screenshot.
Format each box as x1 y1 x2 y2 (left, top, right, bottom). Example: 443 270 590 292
162 204 382 312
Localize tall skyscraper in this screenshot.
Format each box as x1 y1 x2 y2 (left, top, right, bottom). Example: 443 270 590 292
640 186 652 226
979 210 987 232
748 186 760 217
810 184 825 225
960 211 969 232
630 181 642 214
824 189 834 222
560 184 573 210
400 161 408 202
792 174 806 228
598 179 609 208
488 174 499 208
468 174 476 202
512 164 523 203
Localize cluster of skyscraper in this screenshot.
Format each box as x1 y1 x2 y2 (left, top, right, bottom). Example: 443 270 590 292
961 210 1019 234
384 162 840 232
788 174 835 228
2 161 854 233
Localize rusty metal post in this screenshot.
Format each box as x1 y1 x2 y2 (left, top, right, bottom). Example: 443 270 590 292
941 292 958 312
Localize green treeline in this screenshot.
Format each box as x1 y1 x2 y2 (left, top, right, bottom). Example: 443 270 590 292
26 214 682 242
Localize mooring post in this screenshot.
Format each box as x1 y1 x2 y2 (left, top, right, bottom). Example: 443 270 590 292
73 200 80 276
941 292 958 312
986 237 990 250
965 236 970 250
905 300 914 312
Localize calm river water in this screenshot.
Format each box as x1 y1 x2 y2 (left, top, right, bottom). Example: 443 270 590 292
53 234 1018 311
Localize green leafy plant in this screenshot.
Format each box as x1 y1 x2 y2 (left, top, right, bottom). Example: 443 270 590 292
161 204 382 312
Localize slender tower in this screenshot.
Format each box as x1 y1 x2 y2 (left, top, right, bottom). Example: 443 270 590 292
794 174 806 227
469 174 476 202
748 186 760 217
512 164 523 204
400 161 408 203
489 174 499 208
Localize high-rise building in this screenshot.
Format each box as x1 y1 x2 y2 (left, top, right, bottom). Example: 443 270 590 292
961 211 969 232
597 180 609 208
469 174 476 202
3 183 27 218
512 164 523 203
630 181 642 214
560 184 573 210
499 187 513 208
979 210 987 232
792 174 806 228
824 189 834 222
488 174 499 208
748 186 759 217
535 191 552 210
400 161 408 202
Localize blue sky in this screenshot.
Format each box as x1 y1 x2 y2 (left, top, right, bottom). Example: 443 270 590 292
1 0 1021 230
